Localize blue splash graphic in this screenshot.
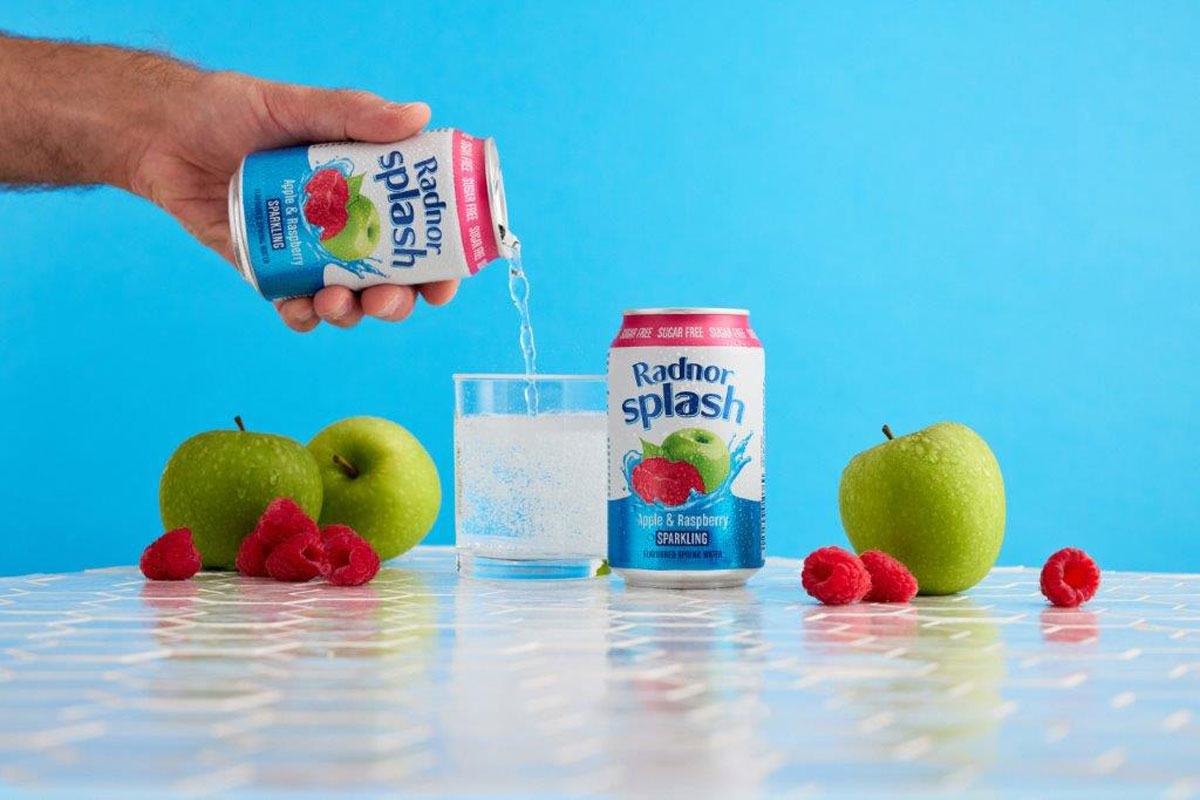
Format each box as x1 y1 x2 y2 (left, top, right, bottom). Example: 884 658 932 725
609 431 763 570
621 432 754 511
301 159 385 280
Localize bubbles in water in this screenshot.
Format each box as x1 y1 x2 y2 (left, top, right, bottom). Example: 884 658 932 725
455 412 605 557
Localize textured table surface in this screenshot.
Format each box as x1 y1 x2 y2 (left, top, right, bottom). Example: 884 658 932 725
0 547 1197 798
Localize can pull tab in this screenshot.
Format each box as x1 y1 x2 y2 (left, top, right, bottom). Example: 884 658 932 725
483 137 519 260
497 223 520 259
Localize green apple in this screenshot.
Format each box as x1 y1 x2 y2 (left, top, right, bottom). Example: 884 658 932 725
839 422 1005 595
159 417 323 570
661 427 730 493
308 416 440 561
322 195 380 262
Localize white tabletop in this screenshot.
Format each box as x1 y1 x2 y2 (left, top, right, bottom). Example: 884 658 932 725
0 547 1197 797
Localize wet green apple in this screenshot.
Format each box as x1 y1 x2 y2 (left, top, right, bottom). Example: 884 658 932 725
839 422 1005 595
322 195 380 262
662 427 730 493
308 416 440 561
159 418 323 569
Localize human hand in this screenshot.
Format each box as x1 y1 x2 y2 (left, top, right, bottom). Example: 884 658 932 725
127 71 458 331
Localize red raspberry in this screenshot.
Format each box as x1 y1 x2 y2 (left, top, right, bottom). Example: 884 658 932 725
802 546 871 605
321 527 381 587
234 534 269 577
265 530 327 582
319 216 348 241
1040 548 1101 607
305 168 349 203
140 528 202 581
631 457 705 506
257 497 320 548
305 192 348 239
319 524 357 544
235 497 320 577
303 169 351 238
860 550 919 603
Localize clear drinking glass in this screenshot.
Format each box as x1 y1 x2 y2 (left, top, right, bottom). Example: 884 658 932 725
454 374 607 579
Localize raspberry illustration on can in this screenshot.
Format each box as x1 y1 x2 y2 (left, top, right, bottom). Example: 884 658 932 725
302 168 352 241
607 308 766 588
228 129 518 300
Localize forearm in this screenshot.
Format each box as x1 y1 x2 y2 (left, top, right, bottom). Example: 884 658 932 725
0 33 200 191
0 32 439 331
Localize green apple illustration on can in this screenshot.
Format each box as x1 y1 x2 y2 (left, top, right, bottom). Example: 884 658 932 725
660 428 730 492
633 427 730 506
302 169 380 262
838 422 1005 595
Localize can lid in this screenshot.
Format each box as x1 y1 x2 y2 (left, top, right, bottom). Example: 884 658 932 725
623 307 750 316
226 159 260 292
483 138 519 259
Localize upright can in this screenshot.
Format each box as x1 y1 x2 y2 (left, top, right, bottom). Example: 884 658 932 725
227 129 518 300
607 308 766 588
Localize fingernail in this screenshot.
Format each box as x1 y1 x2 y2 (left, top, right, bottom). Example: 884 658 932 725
385 101 428 117
377 294 402 319
328 298 352 320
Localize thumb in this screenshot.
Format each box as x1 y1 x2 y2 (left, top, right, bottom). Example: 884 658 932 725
258 82 431 144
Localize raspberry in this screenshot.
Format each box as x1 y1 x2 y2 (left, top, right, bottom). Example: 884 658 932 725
305 193 348 239
265 530 327 582
802 546 871 605
631 457 705 506
234 533 270 577
255 497 320 550
305 168 349 203
860 550 919 603
303 169 350 238
1040 548 1101 607
321 527 381 586
235 497 320 577
319 524 357 544
140 528 202 581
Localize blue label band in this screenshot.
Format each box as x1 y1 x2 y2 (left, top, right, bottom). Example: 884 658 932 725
241 147 335 300
608 496 764 571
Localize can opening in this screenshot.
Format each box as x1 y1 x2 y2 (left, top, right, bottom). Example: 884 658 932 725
484 138 519 259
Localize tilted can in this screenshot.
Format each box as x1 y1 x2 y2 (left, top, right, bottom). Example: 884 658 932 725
227 129 517 300
607 308 766 588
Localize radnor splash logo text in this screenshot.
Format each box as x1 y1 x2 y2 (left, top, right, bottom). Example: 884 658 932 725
620 357 746 431
375 150 447 268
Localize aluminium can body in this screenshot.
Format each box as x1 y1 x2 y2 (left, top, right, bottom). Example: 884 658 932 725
228 129 516 300
607 308 766 588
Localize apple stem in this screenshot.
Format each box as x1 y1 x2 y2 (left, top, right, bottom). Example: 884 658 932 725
882 424 894 440
332 454 360 479
234 416 246 432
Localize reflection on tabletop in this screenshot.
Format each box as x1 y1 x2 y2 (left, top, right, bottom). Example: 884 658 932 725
0 551 1195 797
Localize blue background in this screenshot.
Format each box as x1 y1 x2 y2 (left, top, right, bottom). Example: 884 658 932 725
1 2 1197 576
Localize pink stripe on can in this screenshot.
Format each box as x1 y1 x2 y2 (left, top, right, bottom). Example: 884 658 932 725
452 131 499 274
611 312 762 348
